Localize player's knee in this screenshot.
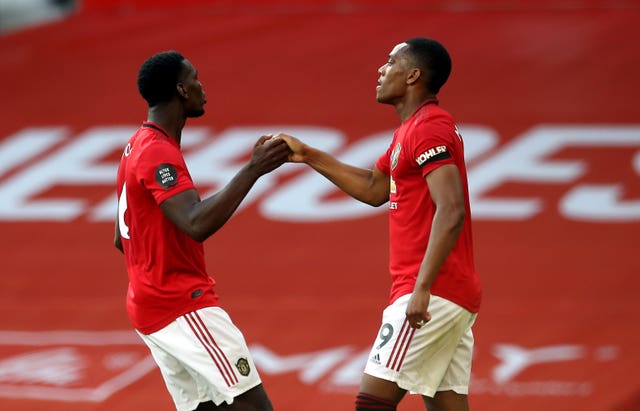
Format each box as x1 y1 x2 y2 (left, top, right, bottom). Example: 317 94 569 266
355 392 397 411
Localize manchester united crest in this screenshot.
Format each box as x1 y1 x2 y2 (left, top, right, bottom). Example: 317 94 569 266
235 358 251 376
390 142 401 170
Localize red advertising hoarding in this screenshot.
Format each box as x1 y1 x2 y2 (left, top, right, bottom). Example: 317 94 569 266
0 2 638 410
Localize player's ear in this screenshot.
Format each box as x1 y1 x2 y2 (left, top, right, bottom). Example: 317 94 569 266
406 68 421 86
176 82 188 99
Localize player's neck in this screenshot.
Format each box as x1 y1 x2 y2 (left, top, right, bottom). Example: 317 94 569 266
395 92 437 122
147 105 186 145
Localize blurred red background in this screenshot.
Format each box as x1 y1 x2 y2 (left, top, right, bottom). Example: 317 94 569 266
0 1 638 410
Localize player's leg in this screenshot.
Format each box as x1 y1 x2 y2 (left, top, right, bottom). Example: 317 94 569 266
210 384 272 411
179 307 269 409
356 373 406 410
137 330 207 411
362 294 476 411
357 295 415 411
423 390 469 411
142 307 269 410
192 385 272 411
422 311 477 411
193 400 216 410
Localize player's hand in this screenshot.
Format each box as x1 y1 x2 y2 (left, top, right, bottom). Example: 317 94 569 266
254 134 276 147
405 291 432 329
248 134 292 175
274 132 305 163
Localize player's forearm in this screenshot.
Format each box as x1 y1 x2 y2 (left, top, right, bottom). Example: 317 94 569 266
302 146 386 206
413 206 465 292
189 165 260 241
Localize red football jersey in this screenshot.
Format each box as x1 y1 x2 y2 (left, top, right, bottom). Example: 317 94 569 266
376 100 482 313
116 122 219 334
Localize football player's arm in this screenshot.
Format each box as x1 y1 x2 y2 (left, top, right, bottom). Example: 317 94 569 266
276 133 389 206
160 137 291 242
417 163 466 289
159 182 252 243
405 164 466 328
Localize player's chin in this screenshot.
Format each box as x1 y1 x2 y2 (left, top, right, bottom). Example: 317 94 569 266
187 108 206 118
376 94 393 105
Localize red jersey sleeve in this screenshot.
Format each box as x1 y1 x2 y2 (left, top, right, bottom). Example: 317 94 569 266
137 140 196 204
376 134 395 175
409 120 456 178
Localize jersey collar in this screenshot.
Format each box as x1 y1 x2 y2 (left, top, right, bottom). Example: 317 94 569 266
142 122 171 140
413 98 438 115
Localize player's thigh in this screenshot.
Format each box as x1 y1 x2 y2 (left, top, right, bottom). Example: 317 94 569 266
214 384 272 411
423 390 469 411
144 307 263 407
138 330 205 411
359 373 407 404
436 316 476 396
176 308 263 405
364 294 473 397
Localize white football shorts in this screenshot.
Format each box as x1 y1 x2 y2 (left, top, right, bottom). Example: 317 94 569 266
364 293 477 397
137 307 262 411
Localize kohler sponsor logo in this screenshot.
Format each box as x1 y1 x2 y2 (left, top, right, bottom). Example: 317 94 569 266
415 145 447 166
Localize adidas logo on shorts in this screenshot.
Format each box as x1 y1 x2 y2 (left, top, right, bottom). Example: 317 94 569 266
370 353 381 365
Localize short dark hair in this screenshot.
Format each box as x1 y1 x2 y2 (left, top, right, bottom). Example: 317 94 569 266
404 37 452 94
137 51 185 107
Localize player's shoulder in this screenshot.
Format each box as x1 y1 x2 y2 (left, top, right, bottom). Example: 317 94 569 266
417 102 454 123
413 104 456 134
409 105 461 149
129 131 181 169
134 127 177 150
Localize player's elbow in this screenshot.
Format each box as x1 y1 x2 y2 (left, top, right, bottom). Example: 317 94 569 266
438 201 466 232
368 196 389 207
362 188 389 207
454 207 466 229
185 221 218 243
184 225 209 243
448 203 466 231
191 231 208 243
172 213 212 242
